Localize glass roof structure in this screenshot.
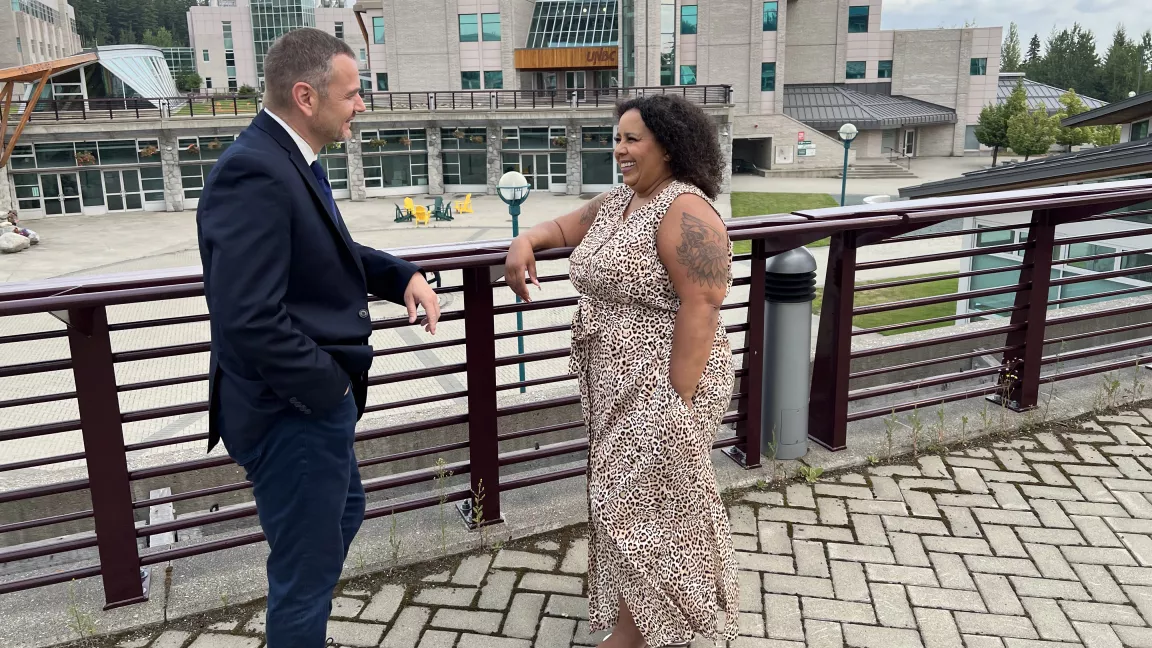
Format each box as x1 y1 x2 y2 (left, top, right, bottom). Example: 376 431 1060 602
525 0 618 48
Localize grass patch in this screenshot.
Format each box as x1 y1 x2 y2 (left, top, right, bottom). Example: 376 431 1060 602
731 192 839 254
174 99 259 116
812 273 959 336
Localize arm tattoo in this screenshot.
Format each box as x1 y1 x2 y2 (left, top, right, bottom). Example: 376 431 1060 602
676 212 728 290
579 194 604 226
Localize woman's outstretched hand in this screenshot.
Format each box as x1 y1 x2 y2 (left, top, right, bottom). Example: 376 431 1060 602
505 236 540 302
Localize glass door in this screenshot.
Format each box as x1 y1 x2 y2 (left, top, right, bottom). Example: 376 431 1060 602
40 173 82 215
903 130 916 157
565 71 586 101
104 169 144 212
520 153 552 190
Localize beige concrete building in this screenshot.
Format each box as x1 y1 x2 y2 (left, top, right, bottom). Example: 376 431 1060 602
0 0 82 92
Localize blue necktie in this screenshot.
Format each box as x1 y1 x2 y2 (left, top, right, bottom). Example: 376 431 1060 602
309 160 336 216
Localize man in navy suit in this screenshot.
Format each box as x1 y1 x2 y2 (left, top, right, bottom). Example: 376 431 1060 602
196 28 440 648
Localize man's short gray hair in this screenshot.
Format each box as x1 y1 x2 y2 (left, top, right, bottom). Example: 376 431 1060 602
262 28 355 111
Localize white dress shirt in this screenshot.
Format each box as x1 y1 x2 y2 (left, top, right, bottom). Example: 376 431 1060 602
264 108 319 165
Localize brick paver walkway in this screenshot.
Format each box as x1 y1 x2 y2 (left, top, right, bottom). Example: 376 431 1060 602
97 409 1152 648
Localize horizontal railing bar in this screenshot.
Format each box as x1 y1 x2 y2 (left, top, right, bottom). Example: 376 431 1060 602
491 273 571 288
856 242 1029 271
1047 283 1152 307
0 419 82 443
108 313 210 332
0 450 86 473
0 390 76 409
852 305 1024 336
367 362 468 386
494 323 571 341
1051 265 1152 287
118 373 207 392
847 364 1005 401
123 432 209 453
492 296 580 316
139 530 266 567
1056 225 1152 247
132 481 251 510
1080 208 1152 222
848 345 1019 380
884 221 1029 244
501 465 587 491
0 477 90 505
363 458 472 495
497 420 584 442
0 329 67 344
1047 300 1152 326
1040 352 1152 384
136 502 257 537
357 439 472 470
1045 321 1152 346
374 337 462 357
494 347 570 368
0 358 71 378
1057 245 1152 268
853 284 1025 316
374 309 466 331
122 402 206 424
1040 335 1152 366
855 264 1031 292
498 438 588 467
0 282 204 317
497 374 577 392
129 455 234 482
355 413 471 443
497 395 581 418
0 535 98 564
0 509 93 536
363 390 469 413
852 324 1023 359
113 342 208 363
847 382 1002 421
0 564 102 596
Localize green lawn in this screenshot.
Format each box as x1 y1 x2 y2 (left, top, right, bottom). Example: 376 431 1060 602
731 192 839 254
174 99 259 116
812 273 960 336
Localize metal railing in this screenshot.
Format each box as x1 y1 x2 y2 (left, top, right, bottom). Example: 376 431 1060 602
1 179 1151 609
885 146 912 171
8 85 734 123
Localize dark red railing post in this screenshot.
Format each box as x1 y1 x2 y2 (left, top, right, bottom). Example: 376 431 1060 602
725 239 765 468
808 230 858 451
998 209 1055 411
461 266 502 526
66 306 146 609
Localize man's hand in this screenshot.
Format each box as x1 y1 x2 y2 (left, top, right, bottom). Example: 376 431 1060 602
404 273 441 334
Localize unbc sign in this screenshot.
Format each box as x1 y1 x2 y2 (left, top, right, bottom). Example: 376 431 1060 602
585 49 618 67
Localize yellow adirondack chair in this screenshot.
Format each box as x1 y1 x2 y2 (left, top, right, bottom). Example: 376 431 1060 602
453 193 473 214
404 197 417 214
413 204 431 226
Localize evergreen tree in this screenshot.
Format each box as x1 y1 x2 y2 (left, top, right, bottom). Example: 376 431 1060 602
1002 23 1022 73
143 27 175 48
1025 34 1042 67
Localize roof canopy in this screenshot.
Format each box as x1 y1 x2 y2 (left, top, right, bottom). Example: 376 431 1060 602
0 53 98 84
900 139 1152 198
1062 91 1152 128
997 74 1107 115
783 84 956 131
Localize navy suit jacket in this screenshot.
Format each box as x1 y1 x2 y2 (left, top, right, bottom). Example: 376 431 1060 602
197 110 421 454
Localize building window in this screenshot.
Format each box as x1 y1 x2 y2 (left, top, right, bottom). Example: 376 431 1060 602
965 125 980 150
228 78 238 92
481 13 501 41
846 61 866 79
205 77 213 89
335 22 344 40
15 37 20 54
970 58 988 75
376 72 389 91
359 48 366 63
761 62 776 91
459 14 478 42
581 126 621 186
1134 120 1151 141
878 60 893 79
484 71 504 89
525 0 621 48
319 145 349 192
222 22 233 49
659 0 675 86
461 71 481 89
847 6 869 33
679 65 696 85
500 127 567 190
681 5 697 34
373 16 385 43
763 2 777 31
361 128 428 190
442 127 487 187
226 51 236 77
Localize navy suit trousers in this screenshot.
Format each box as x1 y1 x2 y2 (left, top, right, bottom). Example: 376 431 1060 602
221 391 364 648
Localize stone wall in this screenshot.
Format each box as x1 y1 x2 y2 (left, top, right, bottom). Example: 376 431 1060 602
160 132 184 213
346 129 367 202
426 127 445 196
565 126 581 195
486 125 502 196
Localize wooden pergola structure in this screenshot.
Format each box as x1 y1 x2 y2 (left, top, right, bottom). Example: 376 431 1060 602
0 52 98 168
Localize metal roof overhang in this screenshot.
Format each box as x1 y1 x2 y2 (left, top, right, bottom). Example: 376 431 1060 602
1062 92 1152 128
899 139 1152 199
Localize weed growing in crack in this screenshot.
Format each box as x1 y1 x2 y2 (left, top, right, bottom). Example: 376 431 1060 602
434 458 453 555
388 509 402 568
66 580 97 639
884 409 897 460
908 408 923 458
471 479 487 551
798 466 824 483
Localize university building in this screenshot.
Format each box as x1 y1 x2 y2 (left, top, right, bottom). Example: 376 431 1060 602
2 0 1006 216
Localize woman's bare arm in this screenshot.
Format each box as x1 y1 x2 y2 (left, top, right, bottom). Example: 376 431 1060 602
505 193 608 301
656 194 730 404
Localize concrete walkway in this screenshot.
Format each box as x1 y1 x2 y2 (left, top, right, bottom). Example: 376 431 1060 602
64 408 1152 648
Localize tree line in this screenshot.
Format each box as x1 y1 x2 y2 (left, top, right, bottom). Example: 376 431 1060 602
975 81 1120 165
1002 22 1152 103
69 0 200 48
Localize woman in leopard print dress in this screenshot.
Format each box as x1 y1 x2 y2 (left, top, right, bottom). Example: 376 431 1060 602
505 95 739 648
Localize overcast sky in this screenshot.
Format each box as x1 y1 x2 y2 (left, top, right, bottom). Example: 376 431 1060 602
881 0 1152 53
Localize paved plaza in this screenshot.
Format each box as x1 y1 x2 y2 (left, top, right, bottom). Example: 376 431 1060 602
47 407 1152 648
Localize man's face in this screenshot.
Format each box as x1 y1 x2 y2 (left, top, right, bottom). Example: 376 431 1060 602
310 54 365 144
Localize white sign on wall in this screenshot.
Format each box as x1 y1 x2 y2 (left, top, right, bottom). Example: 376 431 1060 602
774 145 795 165
797 140 816 157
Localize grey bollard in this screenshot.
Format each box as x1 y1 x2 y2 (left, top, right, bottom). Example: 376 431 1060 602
761 246 818 460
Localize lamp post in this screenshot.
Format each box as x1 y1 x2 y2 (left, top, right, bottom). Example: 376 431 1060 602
497 171 532 393
838 123 858 207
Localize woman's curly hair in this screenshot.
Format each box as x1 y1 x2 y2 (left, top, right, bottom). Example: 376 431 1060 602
615 94 726 199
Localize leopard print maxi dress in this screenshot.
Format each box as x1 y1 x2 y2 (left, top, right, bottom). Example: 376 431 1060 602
568 181 740 647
